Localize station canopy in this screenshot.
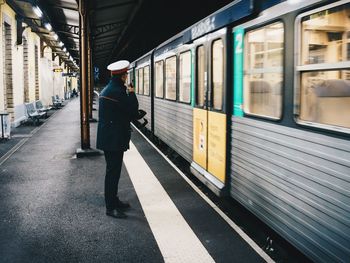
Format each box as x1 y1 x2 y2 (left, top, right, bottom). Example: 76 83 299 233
6 0 233 73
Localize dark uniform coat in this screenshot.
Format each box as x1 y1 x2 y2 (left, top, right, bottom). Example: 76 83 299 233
96 76 139 152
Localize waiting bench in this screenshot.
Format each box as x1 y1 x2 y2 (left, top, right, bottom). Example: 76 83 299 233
51 95 64 109
25 102 46 125
35 100 52 118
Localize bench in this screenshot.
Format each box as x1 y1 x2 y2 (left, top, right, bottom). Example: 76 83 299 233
13 104 28 127
25 102 46 125
35 100 52 118
51 96 63 109
56 95 65 104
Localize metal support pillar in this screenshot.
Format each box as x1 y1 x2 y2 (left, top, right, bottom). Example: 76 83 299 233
87 30 97 122
77 0 100 157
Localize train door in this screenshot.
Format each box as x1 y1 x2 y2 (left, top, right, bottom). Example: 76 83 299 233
192 31 227 195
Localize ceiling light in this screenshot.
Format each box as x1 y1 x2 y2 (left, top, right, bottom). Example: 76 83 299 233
33 6 43 18
59 42 64 47
288 0 302 4
44 22 52 31
53 34 58 40
63 47 67 52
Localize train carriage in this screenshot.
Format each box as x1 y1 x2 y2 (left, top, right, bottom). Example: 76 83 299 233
153 37 194 162
231 1 350 262
133 51 153 131
130 0 350 262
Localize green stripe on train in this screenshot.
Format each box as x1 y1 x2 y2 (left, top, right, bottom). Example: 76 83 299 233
191 48 195 107
233 27 244 117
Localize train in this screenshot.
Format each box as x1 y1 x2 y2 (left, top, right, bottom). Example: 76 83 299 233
126 0 350 262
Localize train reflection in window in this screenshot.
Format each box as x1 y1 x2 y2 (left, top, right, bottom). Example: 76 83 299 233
165 56 177 100
138 67 144 95
244 22 284 119
135 69 139 94
212 39 224 110
155 61 164 98
144 66 150 96
196 45 205 107
179 51 191 103
298 4 350 130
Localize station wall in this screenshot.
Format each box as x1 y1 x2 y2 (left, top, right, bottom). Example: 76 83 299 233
0 2 76 126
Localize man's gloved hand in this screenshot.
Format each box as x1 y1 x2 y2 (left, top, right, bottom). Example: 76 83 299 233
137 109 146 120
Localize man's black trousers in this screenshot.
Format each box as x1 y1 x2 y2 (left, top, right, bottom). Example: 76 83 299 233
104 150 124 210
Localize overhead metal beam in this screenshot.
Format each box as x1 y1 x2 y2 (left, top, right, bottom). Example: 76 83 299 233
92 21 125 37
55 23 80 35
57 30 80 39
94 50 113 56
107 0 144 64
93 39 116 46
93 33 116 41
94 0 136 11
46 4 78 12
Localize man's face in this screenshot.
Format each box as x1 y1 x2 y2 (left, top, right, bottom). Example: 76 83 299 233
121 73 128 83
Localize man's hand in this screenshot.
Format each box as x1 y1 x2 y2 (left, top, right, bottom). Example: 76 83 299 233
127 83 135 93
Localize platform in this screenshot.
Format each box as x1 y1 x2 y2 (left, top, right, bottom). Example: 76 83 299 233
0 98 273 263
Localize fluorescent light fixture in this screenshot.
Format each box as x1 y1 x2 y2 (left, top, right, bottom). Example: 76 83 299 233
33 6 43 18
288 0 302 4
44 22 52 31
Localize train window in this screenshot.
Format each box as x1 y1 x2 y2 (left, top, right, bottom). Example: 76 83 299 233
244 22 284 119
144 66 150 96
297 3 350 131
179 51 191 103
138 67 144 95
212 39 224 110
196 45 205 107
155 60 164 98
135 69 139 94
165 56 177 100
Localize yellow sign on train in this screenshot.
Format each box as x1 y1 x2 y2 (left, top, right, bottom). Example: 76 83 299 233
207 111 226 183
193 108 207 169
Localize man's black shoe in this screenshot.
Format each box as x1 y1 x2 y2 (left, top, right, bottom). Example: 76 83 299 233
116 198 131 210
106 209 127 219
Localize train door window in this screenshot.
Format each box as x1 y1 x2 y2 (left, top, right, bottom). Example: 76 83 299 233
165 56 177 100
127 71 131 86
155 60 164 98
138 67 144 95
297 3 350 131
179 51 191 103
135 69 139 94
144 66 150 96
196 45 205 107
244 22 284 119
212 39 224 110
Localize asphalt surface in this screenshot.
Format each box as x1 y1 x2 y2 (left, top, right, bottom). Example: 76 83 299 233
0 98 163 263
0 94 312 263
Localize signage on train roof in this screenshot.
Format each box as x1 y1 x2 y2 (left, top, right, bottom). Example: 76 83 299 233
191 17 216 39
184 0 254 42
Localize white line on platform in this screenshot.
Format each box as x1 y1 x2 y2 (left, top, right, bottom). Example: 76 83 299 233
131 124 275 263
124 142 214 263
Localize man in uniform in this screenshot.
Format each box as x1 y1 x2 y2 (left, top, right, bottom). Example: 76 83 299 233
96 60 139 219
